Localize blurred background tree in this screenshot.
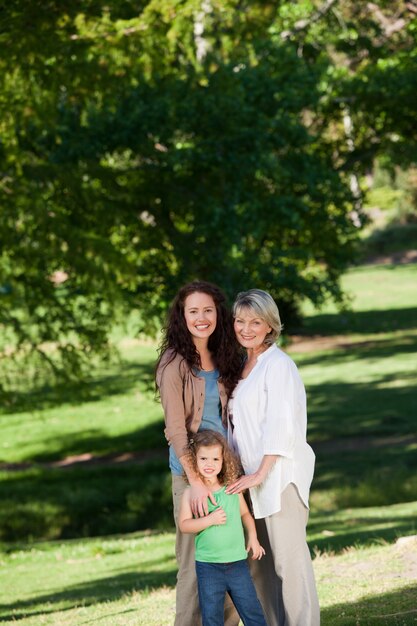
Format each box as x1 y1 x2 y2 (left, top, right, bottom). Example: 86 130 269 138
1 0 416 387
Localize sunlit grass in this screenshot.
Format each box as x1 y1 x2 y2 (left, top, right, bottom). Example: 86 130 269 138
302 263 417 317
1 343 162 464
1 522 416 626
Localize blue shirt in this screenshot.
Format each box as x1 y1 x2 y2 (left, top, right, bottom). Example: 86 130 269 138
169 368 226 475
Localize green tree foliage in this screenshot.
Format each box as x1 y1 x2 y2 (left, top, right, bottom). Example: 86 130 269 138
0 1 415 385
311 1 417 171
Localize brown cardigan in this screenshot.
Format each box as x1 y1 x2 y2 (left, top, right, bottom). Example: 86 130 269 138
156 349 228 461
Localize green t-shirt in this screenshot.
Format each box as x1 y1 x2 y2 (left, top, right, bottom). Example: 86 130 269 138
195 486 248 563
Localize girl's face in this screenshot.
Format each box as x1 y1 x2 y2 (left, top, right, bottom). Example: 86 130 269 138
234 307 271 351
196 444 223 479
183 292 217 344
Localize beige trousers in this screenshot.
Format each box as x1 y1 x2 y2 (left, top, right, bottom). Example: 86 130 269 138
171 474 241 626
249 484 320 626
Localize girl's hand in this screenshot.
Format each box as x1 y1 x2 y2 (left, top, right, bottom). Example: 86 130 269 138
190 483 217 517
247 539 265 560
209 506 227 526
226 473 262 495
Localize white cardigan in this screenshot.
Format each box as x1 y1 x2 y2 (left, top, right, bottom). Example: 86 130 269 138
228 344 315 519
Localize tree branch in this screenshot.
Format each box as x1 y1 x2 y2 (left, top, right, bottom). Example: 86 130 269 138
366 3 407 37
281 0 340 40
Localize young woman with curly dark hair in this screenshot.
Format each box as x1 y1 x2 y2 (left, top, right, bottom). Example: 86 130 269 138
155 280 243 626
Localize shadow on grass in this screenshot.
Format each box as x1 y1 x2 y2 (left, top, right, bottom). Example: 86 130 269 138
313 445 417 491
321 584 417 625
299 306 417 337
9 370 415 464
4 371 416 464
309 510 417 554
1 455 416 549
297 331 417 365
0 568 177 622
0 461 173 542
307 376 417 441
0 358 156 416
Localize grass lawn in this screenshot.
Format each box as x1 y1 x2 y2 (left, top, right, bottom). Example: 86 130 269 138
1 262 416 623
301 263 417 328
0 343 162 464
1 522 416 625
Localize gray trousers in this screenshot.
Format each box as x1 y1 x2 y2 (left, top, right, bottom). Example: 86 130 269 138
249 484 320 626
171 474 240 626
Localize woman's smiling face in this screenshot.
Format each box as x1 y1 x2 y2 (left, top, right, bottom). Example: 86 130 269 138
183 292 217 343
233 307 271 351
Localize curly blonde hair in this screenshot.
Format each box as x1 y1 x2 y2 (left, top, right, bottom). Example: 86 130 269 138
186 431 242 485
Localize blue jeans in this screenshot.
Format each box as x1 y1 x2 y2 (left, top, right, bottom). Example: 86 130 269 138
196 559 267 626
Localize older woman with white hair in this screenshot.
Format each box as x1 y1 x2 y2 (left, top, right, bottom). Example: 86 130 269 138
226 289 320 626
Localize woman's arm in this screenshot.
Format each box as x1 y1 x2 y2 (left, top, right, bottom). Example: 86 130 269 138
225 454 278 494
158 356 217 516
157 357 189 457
239 494 265 560
178 488 227 533
227 355 299 496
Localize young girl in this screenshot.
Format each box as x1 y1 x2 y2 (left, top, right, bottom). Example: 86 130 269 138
155 281 242 626
179 430 268 626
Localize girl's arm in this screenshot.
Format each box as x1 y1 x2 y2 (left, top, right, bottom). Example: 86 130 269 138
239 494 265 560
178 487 227 533
225 454 278 494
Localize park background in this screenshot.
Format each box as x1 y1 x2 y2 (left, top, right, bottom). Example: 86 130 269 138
0 1 416 624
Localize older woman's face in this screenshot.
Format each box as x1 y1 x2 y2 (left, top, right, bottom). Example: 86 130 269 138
234 307 271 351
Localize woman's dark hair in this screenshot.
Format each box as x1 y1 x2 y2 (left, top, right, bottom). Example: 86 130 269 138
155 281 242 397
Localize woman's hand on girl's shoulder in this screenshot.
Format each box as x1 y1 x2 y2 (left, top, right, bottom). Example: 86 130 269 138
189 482 217 517
225 473 262 495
